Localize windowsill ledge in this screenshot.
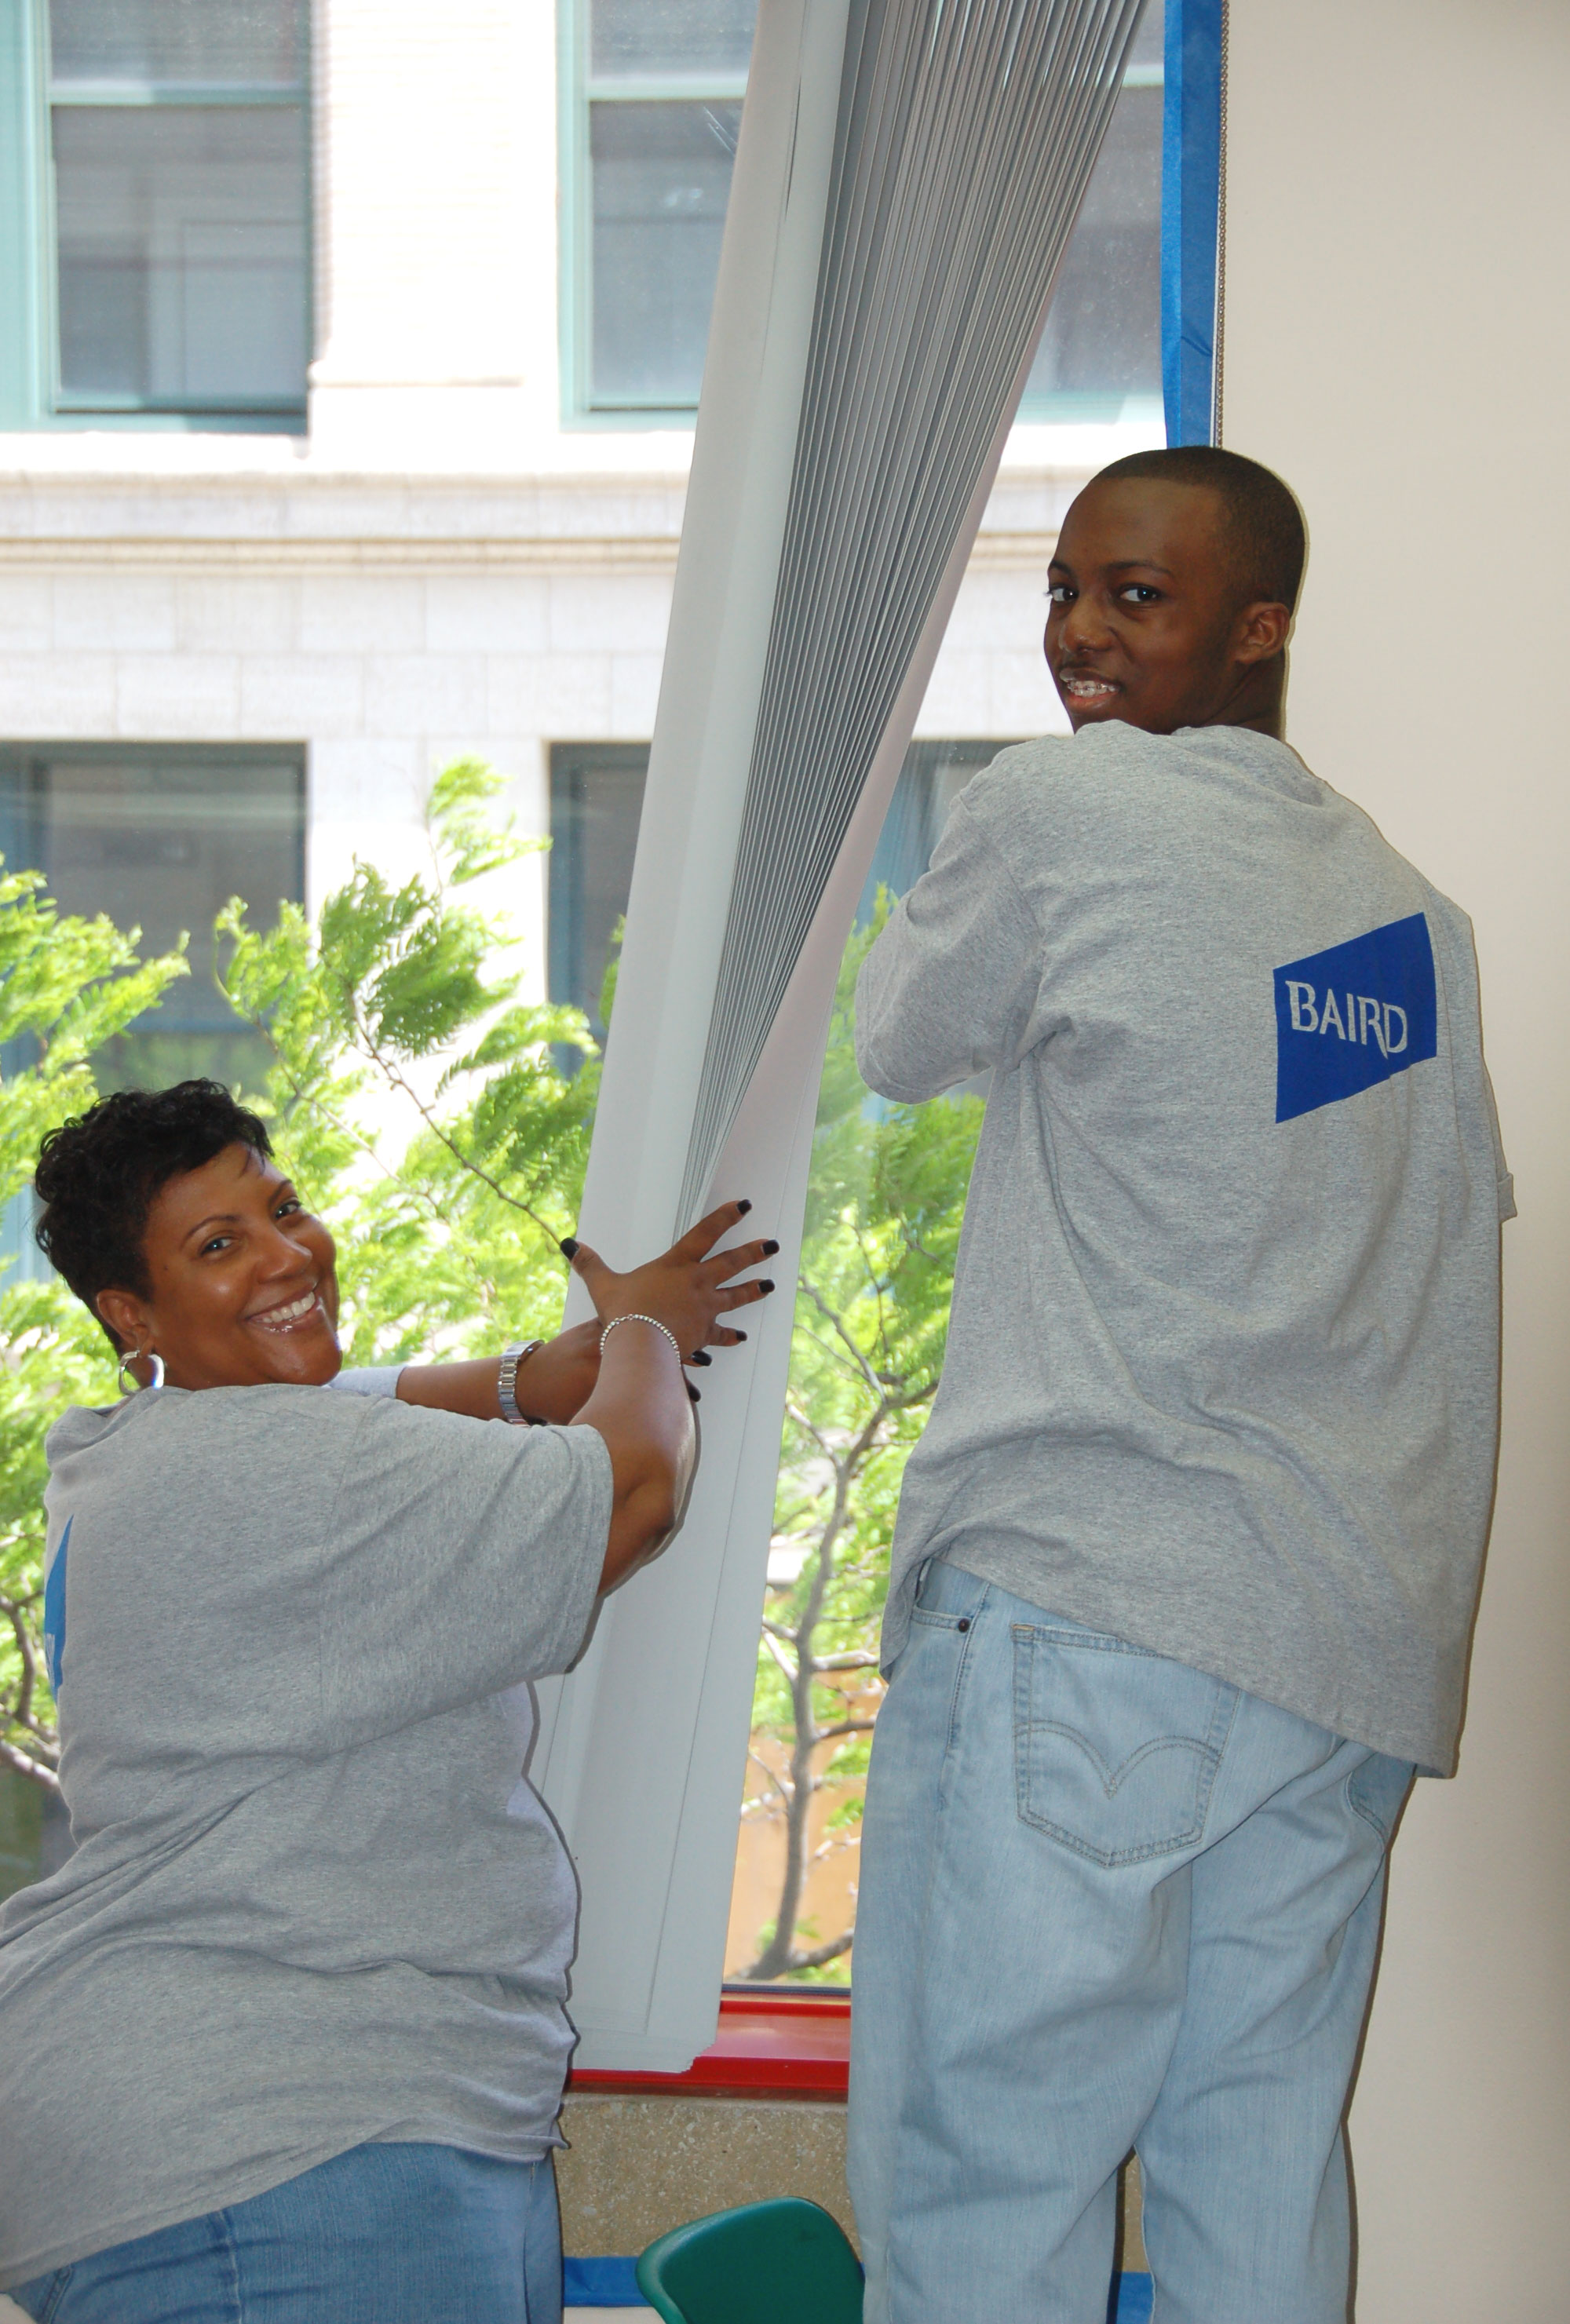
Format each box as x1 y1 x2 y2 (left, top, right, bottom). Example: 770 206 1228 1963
569 1987 851 2102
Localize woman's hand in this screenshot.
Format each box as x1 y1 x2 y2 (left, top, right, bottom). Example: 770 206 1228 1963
564 1200 778 1370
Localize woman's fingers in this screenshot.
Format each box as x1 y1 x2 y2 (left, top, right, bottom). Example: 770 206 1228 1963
564 1238 615 1308
717 1276 775 1311
672 1198 754 1264
699 1235 780 1284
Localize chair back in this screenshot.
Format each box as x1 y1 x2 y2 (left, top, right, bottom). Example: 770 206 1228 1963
635 2196 864 2324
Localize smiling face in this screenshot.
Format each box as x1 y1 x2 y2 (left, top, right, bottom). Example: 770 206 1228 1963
1044 476 1291 738
95 1142 342 1392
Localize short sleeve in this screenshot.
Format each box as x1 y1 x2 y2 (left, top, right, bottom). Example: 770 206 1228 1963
328 1365 404 1397
316 1399 610 1744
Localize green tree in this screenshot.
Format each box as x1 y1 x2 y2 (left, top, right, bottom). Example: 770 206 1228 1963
0 762 596 1796
0 866 188 1788
736 907 982 1980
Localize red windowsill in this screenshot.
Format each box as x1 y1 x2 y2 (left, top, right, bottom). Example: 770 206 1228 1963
569 1986 851 2101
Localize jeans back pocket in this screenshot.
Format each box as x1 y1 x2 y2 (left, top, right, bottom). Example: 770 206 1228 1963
1012 1622 1236 1866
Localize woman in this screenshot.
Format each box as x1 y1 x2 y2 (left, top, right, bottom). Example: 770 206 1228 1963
0 1079 775 2322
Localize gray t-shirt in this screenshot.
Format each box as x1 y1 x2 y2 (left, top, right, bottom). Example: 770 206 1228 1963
0 1373 609 2286
856 723 1511 1775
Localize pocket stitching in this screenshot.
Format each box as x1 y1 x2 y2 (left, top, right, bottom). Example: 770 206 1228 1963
1012 1626 1235 1867
38 2266 74 2324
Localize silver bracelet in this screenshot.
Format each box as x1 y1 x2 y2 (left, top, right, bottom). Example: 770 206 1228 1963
599 1313 685 1366
498 1339 546 1425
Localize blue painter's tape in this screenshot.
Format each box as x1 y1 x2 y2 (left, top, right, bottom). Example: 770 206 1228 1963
1274 912 1438 1123
1162 0 1224 445
564 2255 645 2307
1111 2271 1155 2322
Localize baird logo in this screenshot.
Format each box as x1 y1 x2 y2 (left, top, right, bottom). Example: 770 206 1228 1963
1274 913 1437 1122
1283 984 1409 1056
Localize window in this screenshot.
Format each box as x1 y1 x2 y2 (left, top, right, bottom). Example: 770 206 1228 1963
0 0 310 430
725 742 1009 1985
561 0 757 421
0 742 305 1285
547 740 651 1049
545 732 1005 1985
560 0 1162 429
1018 0 1164 422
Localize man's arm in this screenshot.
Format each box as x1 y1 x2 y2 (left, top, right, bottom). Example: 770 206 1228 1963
856 789 1049 1101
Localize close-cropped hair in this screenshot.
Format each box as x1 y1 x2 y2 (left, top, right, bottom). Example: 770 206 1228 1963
1092 443 1307 615
34 1080 272 1348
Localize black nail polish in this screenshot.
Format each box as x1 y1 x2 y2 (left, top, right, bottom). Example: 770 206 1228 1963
688 1384 701 1403
732 1330 747 1343
761 1239 780 1257
691 1349 713 1366
736 1198 753 1214
560 1235 579 1259
758 1278 776 1295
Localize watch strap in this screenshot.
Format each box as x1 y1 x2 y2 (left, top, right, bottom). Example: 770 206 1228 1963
498 1339 546 1425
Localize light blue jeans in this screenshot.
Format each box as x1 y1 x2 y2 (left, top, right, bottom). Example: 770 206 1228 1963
847 1558 1415 2324
9 2141 563 2324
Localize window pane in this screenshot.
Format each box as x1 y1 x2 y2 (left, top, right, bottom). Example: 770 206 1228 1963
1020 47 1163 417
590 0 756 80
590 100 741 408
53 105 308 407
725 743 1000 1985
0 1771 72 1906
5 750 305 1094
1126 0 1165 75
48 0 306 88
547 742 650 1049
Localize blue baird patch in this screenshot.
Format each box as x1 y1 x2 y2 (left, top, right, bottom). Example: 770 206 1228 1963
1275 912 1437 1122
43 1515 71 1695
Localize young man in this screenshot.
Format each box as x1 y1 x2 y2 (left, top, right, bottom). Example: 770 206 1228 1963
845 447 1512 2324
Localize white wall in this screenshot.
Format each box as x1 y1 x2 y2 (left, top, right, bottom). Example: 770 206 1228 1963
1224 3 1570 2312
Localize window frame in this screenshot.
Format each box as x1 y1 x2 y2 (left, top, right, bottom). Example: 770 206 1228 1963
0 739 308 1298
0 0 312 434
557 0 750 430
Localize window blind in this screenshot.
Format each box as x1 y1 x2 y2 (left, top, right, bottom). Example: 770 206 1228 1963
679 0 1145 1219
542 0 1147 2074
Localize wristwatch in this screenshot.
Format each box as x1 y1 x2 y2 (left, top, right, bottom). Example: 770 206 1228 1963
498 1340 546 1425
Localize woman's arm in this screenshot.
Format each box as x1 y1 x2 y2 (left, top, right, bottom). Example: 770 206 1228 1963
394 1322 601 1425
566 1202 776 1592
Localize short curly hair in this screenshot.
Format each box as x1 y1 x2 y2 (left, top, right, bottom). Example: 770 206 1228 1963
34 1081 272 1348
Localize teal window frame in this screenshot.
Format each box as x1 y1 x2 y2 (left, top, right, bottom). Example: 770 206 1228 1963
0 0 311 434
557 0 748 430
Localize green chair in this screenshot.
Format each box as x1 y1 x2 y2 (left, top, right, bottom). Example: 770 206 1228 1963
636 2197 864 2324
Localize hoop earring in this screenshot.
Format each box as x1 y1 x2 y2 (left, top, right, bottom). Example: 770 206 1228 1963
117 1349 165 1395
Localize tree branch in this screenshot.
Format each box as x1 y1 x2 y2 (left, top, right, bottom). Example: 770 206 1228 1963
799 1277 882 1399
0 1734 60 1791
